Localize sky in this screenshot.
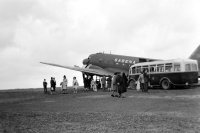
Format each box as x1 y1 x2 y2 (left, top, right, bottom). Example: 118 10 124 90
0 0 200 90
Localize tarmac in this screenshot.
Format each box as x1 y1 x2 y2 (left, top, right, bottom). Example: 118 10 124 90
0 87 200 132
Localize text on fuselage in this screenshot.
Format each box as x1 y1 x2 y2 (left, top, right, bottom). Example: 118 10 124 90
114 58 136 64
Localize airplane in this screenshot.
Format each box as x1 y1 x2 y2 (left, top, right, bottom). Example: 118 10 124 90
40 45 200 89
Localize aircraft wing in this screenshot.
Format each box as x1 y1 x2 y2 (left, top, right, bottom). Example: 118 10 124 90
40 62 113 76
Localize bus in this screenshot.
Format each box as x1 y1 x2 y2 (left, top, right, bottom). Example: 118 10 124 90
128 59 199 89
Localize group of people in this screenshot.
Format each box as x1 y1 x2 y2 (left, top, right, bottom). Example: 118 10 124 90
83 75 112 92
83 75 93 91
101 76 112 91
42 75 79 94
111 72 128 98
110 69 149 98
137 69 149 92
42 77 57 94
43 69 149 96
84 75 113 92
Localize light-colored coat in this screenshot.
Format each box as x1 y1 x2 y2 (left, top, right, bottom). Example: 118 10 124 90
138 73 145 83
62 78 68 89
91 79 97 92
111 75 117 91
73 79 79 88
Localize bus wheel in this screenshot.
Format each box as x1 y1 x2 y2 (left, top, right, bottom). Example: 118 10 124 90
129 80 136 90
184 85 191 89
161 79 171 90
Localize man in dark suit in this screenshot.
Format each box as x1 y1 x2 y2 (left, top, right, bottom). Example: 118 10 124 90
43 79 47 94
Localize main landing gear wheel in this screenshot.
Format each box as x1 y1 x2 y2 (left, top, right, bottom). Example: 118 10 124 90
161 79 171 90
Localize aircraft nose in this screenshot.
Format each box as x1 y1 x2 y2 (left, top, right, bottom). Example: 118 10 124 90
83 58 90 65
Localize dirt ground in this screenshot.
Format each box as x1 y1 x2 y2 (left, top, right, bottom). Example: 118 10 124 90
0 87 200 133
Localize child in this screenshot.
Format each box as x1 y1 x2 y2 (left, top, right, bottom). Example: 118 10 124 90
136 80 140 91
72 77 79 93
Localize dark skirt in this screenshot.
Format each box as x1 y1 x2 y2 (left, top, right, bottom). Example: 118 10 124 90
117 85 125 94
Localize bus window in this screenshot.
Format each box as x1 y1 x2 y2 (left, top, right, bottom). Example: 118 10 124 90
150 65 156 73
136 66 141 73
191 64 198 71
174 63 180 72
165 63 172 72
132 67 136 74
142 66 148 72
185 64 191 71
157 64 164 72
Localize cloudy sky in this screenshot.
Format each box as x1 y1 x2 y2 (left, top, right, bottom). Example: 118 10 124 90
0 0 200 90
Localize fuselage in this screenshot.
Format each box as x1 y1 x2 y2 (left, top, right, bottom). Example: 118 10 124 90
83 53 157 75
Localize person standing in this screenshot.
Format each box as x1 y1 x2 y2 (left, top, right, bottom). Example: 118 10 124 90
107 76 112 92
121 72 128 98
83 74 87 91
116 72 123 98
43 79 47 94
84 75 90 91
88 75 92 90
91 78 97 92
136 80 141 91
101 76 106 91
53 77 56 92
143 69 149 92
61 75 68 94
50 77 54 94
138 70 145 92
111 72 118 97
72 77 79 93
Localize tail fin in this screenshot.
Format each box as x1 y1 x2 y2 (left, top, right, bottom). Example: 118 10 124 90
190 45 200 76
189 45 200 59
